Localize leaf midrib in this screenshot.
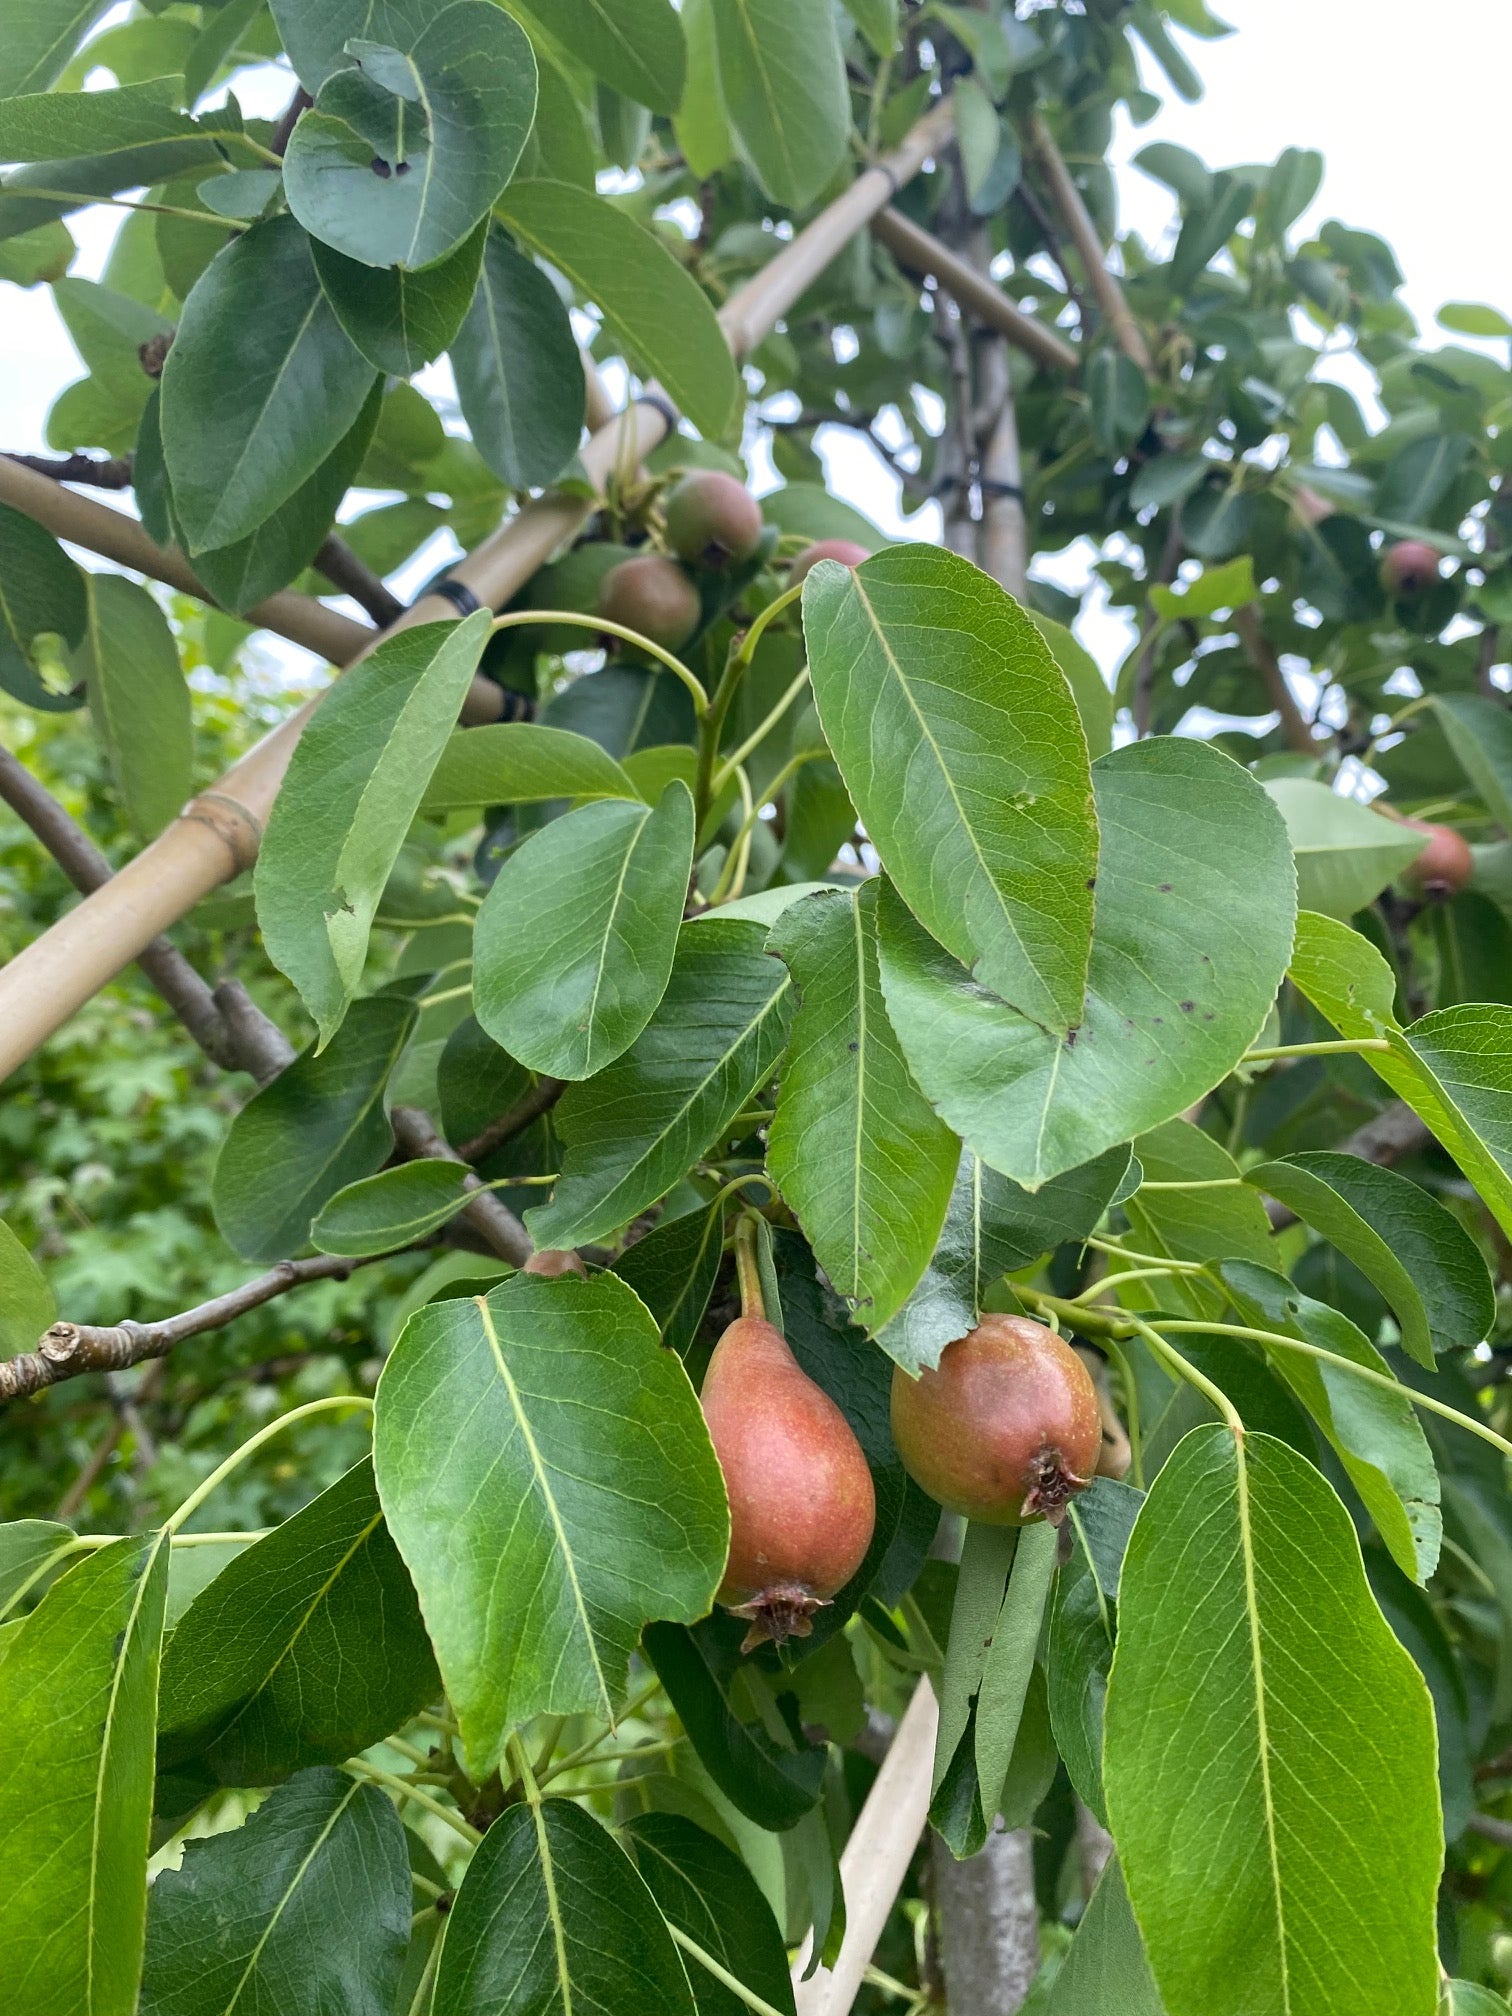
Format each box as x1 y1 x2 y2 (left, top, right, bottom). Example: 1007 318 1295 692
1235 1435 1292 2013
225 1779 362 2013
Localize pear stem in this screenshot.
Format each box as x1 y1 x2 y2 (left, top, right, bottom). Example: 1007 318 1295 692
733 1212 766 1322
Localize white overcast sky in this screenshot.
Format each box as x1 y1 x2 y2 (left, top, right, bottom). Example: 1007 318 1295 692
5 0 1511 686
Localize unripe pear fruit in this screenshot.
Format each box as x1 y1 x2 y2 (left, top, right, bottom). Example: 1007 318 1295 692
1402 817 1473 898
1380 539 1442 596
701 1314 875 1649
597 555 701 652
664 471 764 568
523 1248 586 1278
891 1314 1101 1526
788 538 869 586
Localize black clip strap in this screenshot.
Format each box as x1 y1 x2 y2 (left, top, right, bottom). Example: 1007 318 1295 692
979 479 1025 502
635 390 680 433
428 577 483 619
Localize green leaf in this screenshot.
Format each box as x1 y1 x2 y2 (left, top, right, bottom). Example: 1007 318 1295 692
210 995 414 1262
422 720 639 811
1441 1986 1512 2016
1026 610 1114 759
0 135 220 242
707 0 848 206
189 376 384 614
474 783 694 1081
929 1521 1013 1853
495 179 738 440
1121 1118 1273 1316
0 0 113 97
268 0 427 89
312 219 486 376
374 1273 728 1777
767 884 959 1334
642 1619 826 1829
1376 433 1474 524
624 1813 796 2016
876 1145 1131 1375
613 1197 726 1357
0 500 87 710
1262 778 1424 919
0 1518 75 1618
526 918 793 1249
803 546 1099 1035
673 0 734 178
1148 555 1255 622
0 1215 55 1354
0 1532 168 2016
1246 1151 1492 1368
140 1769 409 2016
1289 912 1512 1244
1429 693 1512 833
0 76 199 157
1041 1858 1166 2016
451 227 584 488
311 1159 481 1256
255 613 490 1046
160 214 377 554
1088 346 1150 455
1221 1260 1442 1585
877 739 1296 1189
1104 1427 1442 2016
70 573 191 839
283 5 537 270
436 1797 697 2015
516 0 686 111
1046 1482 1143 1825
974 1521 1058 1828
158 1460 438 1785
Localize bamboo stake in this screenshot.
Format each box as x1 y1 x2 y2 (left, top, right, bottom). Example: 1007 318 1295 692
791 1680 939 2014
870 208 1080 376
0 99 954 1083
1024 109 1152 372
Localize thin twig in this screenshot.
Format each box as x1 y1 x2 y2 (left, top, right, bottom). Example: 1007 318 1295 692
314 535 405 626
269 86 313 158
1024 109 1151 371
459 1076 565 1165
391 1106 533 1265
6 451 133 489
1233 603 1315 755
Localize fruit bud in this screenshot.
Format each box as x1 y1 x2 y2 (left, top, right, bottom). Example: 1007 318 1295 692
664 470 764 569
597 555 701 652
701 1314 875 1650
788 538 869 587
891 1314 1101 1526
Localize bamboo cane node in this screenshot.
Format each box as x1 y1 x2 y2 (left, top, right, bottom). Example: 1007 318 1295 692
180 792 264 875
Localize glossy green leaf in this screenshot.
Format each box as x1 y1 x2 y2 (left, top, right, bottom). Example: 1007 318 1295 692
374 1273 728 1777
283 5 536 271
255 612 490 1046
1440 1986 1512 2016
674 0 734 178
161 214 377 554
0 1215 55 1354
1263 778 1424 919
436 1797 697 2016
1246 1151 1493 1367
515 0 685 111
612 1198 726 1357
474 783 694 1081
422 721 638 811
0 75 198 156
804 547 1098 1035
189 376 383 614
1046 1481 1143 1825
71 573 190 839
0 500 87 709
0 1517 74 1618
974 1520 1058 1828
526 918 793 1249
494 180 739 441
451 228 584 488
312 1159 481 1256
1041 1858 1166 2016
1088 346 1151 455
1376 433 1474 524
210 996 414 1263
624 1813 796 2016
1220 1260 1441 1584
1027 609 1114 759
140 1769 410 2016
1289 911 1512 1243
709 0 849 208
1121 1118 1272 1317
929 1521 1014 1853
0 135 220 242
642 1619 826 1829
0 1532 168 2016
1429 692 1512 834
0 0 113 97
767 884 959 1334
158 1460 438 1785
877 739 1295 1189
1104 1427 1442 2016
876 1144 1131 1374
312 220 486 376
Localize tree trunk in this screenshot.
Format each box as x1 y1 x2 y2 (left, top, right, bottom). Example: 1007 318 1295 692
932 1827 1040 2013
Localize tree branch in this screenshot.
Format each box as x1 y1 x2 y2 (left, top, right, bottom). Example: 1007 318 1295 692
0 1254 380 1404
1024 109 1151 371
391 1106 533 1265
270 86 312 158
1233 603 1316 755
6 450 133 489
313 535 405 627
459 1076 566 1164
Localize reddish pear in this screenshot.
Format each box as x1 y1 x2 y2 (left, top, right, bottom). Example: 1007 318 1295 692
522 1248 586 1278
701 1314 875 1649
891 1314 1101 1526
1402 818 1474 898
1380 539 1442 596
597 555 701 652
664 470 764 568
788 538 869 585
